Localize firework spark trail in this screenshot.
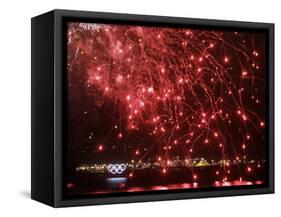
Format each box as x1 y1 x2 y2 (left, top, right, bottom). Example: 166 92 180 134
67 22 265 178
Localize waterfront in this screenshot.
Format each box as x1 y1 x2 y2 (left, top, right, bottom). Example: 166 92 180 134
66 163 266 195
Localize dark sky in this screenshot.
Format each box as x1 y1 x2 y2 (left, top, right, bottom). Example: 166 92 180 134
66 22 267 166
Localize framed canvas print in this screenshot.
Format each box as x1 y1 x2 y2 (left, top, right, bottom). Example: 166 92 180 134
31 9 274 207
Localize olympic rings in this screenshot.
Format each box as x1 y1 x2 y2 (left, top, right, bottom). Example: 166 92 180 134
107 164 127 174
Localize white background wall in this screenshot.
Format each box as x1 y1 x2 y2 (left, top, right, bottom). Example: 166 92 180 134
0 0 279 216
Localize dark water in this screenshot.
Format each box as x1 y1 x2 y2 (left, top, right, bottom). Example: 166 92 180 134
66 165 266 195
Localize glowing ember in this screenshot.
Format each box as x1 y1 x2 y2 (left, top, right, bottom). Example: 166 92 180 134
98 144 103 151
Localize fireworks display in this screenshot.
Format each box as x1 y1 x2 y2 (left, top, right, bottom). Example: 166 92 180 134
66 21 267 195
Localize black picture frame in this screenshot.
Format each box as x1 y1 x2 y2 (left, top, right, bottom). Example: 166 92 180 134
31 9 274 207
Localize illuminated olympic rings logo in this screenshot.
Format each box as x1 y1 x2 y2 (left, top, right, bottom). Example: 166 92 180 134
107 164 127 174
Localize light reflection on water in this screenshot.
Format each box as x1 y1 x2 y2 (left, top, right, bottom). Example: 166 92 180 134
92 178 263 194
131 180 261 192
